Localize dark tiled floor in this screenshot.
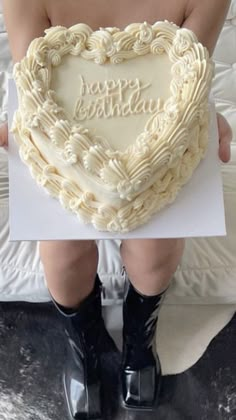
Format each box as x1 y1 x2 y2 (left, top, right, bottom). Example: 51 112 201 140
0 302 235 420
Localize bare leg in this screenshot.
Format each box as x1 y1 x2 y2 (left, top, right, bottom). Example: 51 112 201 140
120 238 185 295
39 240 98 309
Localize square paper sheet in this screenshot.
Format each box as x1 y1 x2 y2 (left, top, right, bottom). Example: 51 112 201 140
8 79 226 240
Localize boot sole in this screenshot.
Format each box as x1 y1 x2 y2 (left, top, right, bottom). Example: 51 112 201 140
62 372 102 420
121 399 157 411
121 396 160 411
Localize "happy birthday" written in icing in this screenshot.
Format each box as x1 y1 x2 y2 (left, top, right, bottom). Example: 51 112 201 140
73 75 161 121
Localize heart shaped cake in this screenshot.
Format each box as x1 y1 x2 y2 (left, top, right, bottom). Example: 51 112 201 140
12 21 214 233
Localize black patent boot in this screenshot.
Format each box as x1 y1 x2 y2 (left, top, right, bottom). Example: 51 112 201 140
121 278 167 410
51 274 118 420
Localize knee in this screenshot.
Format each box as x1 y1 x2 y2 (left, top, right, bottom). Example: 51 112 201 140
121 238 185 274
154 238 185 273
155 238 185 263
39 240 98 273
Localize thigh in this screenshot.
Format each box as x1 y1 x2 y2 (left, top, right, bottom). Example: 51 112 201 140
39 240 97 263
121 238 185 260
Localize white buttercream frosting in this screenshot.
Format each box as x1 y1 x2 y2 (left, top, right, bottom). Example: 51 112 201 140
12 21 214 232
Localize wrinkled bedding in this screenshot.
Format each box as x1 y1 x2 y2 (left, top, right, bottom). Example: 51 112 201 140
0 1 236 304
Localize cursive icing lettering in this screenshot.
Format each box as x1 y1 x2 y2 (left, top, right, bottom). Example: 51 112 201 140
74 75 161 121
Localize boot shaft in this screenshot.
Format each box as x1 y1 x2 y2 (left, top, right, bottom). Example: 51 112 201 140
123 279 167 349
50 274 119 419
121 279 167 408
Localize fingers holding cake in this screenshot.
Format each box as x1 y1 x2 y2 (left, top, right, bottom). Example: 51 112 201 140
217 112 232 163
0 122 8 147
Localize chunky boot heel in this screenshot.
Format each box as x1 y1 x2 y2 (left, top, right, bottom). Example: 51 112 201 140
51 274 118 420
121 279 167 410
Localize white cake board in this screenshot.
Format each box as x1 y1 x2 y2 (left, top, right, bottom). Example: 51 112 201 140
8 79 226 240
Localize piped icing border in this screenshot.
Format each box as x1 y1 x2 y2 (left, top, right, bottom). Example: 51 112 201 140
12 21 214 232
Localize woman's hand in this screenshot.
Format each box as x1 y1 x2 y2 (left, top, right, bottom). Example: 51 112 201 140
217 112 232 163
0 122 8 147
